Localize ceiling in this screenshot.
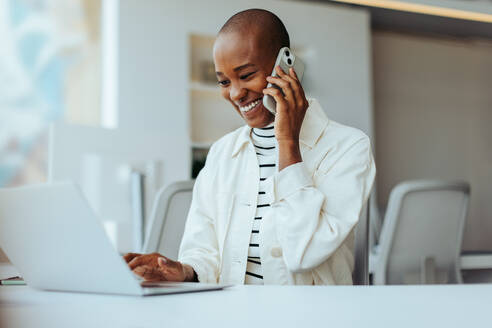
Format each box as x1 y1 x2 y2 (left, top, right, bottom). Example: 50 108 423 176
311 0 492 39
368 5 492 40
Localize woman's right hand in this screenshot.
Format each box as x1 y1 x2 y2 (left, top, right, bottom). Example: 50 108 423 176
123 252 196 282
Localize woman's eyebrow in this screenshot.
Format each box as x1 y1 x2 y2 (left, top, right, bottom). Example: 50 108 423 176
216 63 255 76
234 63 255 72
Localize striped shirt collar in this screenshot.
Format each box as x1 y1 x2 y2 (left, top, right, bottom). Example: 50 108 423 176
252 122 275 138
251 122 276 147
231 98 329 158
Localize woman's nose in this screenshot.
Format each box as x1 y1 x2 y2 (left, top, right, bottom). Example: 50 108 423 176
230 83 246 103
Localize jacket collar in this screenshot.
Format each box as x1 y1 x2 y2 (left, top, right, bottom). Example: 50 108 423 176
231 98 329 157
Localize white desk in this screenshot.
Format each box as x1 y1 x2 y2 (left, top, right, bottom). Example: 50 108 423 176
1 284 491 327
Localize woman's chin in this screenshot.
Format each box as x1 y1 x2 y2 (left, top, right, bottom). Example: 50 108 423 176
242 104 274 128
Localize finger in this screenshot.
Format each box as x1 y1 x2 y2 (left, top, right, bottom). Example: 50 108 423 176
262 87 288 108
132 268 144 278
287 67 304 95
266 76 289 91
285 67 308 108
263 87 289 115
128 255 149 270
276 72 301 101
275 65 287 78
289 67 305 94
277 66 302 91
266 76 296 106
284 68 307 108
123 253 141 263
157 258 183 282
289 67 299 81
275 66 298 102
157 260 173 276
158 257 181 273
158 257 170 268
129 252 166 270
284 68 300 87
133 265 162 281
132 265 150 278
278 66 304 102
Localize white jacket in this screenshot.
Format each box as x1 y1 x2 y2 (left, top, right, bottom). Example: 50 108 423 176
178 99 376 285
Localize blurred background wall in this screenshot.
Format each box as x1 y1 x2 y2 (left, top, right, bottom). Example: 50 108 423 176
1 0 491 258
373 31 492 249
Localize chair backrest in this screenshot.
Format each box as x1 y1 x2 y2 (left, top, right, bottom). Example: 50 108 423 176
353 199 370 285
374 180 470 285
368 187 383 253
142 180 195 260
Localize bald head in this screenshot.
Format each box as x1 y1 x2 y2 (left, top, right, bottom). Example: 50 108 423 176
218 9 290 58
213 9 290 128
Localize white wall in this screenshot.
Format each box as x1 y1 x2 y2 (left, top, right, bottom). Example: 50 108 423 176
373 30 492 250
117 0 373 137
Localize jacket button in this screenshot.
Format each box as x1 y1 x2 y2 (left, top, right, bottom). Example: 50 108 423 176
271 246 282 258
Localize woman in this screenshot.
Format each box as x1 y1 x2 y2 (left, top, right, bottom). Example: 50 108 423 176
124 8 375 285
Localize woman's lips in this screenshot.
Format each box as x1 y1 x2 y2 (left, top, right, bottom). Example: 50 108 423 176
241 99 263 119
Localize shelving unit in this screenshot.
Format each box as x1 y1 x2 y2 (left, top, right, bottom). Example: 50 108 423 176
188 33 245 177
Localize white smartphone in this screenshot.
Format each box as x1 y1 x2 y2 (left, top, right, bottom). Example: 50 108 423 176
262 46 305 115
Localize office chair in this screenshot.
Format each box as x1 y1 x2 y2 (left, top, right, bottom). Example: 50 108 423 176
352 199 370 285
143 180 195 259
372 180 470 285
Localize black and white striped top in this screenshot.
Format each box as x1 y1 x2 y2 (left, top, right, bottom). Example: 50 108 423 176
245 122 277 285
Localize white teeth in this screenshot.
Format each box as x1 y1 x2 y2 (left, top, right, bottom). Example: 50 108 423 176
240 99 260 113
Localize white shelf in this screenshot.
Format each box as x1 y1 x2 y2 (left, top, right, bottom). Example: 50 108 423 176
188 33 243 169
191 141 213 149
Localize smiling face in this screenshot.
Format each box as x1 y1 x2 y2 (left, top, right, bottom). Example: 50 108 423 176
213 29 276 128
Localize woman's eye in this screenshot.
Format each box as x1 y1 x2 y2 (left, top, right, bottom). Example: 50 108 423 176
217 80 229 87
240 71 256 80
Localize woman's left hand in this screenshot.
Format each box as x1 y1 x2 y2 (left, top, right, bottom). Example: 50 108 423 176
262 66 309 144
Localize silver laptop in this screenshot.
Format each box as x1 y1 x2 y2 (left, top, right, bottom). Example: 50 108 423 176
0 182 228 296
